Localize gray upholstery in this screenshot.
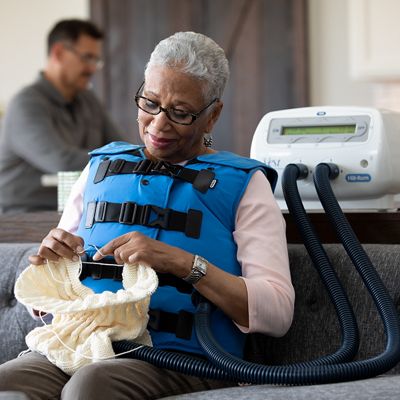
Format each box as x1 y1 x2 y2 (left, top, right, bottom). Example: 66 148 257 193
245 244 400 372
0 244 40 364
165 375 400 400
0 242 400 399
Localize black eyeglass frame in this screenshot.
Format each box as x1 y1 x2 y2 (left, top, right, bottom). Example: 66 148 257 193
63 43 104 70
134 82 219 126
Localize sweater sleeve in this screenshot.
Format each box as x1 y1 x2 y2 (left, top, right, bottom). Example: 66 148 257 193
233 170 295 337
6 93 90 172
27 167 89 321
57 164 89 234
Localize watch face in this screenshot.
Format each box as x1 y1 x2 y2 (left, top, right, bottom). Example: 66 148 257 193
195 256 207 275
183 255 208 284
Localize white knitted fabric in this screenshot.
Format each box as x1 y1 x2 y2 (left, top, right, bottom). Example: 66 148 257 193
14 258 158 375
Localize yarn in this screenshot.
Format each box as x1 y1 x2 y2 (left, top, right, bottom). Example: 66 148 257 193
14 257 158 375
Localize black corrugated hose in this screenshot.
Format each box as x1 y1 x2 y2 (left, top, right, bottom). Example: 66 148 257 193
112 339 233 381
113 162 400 385
281 163 359 365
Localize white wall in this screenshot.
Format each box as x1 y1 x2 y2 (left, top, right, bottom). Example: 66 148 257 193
308 0 400 111
0 0 88 116
308 0 375 107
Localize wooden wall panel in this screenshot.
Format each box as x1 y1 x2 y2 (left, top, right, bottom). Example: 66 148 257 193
90 0 308 156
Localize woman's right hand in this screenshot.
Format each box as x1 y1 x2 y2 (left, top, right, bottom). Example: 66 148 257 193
28 228 85 265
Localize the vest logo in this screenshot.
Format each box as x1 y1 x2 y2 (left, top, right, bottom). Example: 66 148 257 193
345 173 371 182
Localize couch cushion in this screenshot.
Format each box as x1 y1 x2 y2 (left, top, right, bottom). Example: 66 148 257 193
0 244 41 364
245 244 400 375
1 242 400 381
163 375 400 400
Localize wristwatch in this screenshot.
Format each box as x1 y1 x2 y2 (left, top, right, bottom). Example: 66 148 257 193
183 255 208 285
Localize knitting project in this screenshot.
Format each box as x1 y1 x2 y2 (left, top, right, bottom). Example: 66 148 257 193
14 258 158 375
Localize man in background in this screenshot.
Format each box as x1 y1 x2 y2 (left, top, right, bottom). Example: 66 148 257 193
0 19 124 213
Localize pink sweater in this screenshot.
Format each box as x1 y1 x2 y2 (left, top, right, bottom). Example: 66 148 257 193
58 165 295 336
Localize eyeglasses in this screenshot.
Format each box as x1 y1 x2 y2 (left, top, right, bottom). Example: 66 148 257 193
64 44 104 70
134 82 218 126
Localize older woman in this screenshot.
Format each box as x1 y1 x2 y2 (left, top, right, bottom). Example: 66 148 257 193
0 32 294 399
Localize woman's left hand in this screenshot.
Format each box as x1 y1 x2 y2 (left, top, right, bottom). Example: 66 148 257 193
92 231 193 278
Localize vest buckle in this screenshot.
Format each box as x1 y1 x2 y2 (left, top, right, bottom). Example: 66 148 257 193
95 201 107 222
143 205 171 229
133 159 153 174
109 159 125 174
119 201 138 224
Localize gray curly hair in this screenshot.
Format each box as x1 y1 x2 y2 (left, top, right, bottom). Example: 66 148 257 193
145 31 230 102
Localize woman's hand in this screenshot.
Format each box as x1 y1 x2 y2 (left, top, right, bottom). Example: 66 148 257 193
28 228 85 265
92 231 249 327
92 231 193 278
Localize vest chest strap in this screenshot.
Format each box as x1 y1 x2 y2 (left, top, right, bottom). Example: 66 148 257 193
84 201 202 238
148 309 194 340
94 158 217 193
79 260 193 294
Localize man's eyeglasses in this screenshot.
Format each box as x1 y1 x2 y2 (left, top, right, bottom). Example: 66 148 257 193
134 82 218 126
64 44 104 70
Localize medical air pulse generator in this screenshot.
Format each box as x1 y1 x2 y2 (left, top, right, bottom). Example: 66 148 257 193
251 106 400 211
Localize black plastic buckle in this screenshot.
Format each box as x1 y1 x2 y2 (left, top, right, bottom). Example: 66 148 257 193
85 202 96 228
143 205 171 229
95 201 107 222
119 202 138 224
109 159 125 174
161 163 182 177
151 161 165 172
133 159 153 174
147 309 193 340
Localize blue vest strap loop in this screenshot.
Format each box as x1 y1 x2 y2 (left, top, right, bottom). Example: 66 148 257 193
93 158 217 193
84 201 203 238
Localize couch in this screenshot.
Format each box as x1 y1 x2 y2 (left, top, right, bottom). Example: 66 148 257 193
1 242 400 399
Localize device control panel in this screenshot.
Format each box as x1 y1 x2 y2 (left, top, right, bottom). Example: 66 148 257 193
267 115 370 144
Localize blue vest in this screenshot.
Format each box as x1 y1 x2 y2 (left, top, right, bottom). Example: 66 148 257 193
76 141 277 358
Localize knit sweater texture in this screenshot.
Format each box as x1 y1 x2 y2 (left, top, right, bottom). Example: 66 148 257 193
14 258 158 375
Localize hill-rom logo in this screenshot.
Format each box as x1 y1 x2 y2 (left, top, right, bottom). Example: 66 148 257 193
345 173 371 182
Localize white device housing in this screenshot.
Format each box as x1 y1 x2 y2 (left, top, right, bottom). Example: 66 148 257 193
250 106 400 211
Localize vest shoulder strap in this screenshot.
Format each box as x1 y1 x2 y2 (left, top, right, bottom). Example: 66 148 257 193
195 151 278 191
93 158 217 193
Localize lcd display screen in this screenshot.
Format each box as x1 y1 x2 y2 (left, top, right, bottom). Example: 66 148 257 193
282 124 357 135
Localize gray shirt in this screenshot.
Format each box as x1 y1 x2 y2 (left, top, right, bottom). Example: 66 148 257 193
0 73 124 213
